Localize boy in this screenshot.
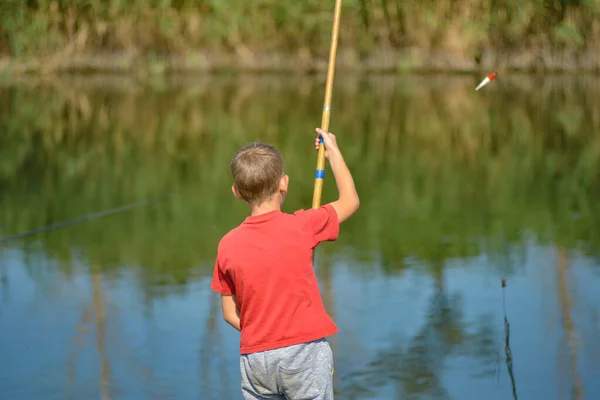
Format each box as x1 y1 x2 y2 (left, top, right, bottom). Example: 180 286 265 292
210 128 359 399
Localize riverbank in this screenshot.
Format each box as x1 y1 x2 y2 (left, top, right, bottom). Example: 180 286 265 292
3 1 600 75
2 47 600 75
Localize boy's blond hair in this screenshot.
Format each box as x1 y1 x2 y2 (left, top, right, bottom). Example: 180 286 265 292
231 142 284 205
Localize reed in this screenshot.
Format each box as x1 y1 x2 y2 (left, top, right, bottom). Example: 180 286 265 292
1 1 599 71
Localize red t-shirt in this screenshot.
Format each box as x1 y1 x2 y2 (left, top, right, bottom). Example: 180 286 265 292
210 204 340 354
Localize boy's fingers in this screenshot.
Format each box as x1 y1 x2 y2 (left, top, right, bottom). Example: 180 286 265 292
316 128 330 138
316 128 334 150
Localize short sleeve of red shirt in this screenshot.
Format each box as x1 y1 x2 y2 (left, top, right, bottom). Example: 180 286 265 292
210 256 235 295
294 204 340 247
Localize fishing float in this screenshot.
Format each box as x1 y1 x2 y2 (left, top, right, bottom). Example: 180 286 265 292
475 72 497 91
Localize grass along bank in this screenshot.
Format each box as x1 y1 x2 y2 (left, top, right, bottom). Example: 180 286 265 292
1 0 600 74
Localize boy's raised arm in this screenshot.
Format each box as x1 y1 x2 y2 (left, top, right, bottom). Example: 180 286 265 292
315 128 359 223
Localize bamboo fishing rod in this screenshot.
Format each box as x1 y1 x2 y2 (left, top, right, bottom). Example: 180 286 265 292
312 0 343 209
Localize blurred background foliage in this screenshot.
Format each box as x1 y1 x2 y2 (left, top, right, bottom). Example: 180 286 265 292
1 0 600 70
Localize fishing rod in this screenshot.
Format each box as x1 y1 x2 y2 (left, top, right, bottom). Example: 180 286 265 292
312 0 343 209
0 195 168 246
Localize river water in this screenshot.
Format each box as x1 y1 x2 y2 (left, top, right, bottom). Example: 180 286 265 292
0 73 599 400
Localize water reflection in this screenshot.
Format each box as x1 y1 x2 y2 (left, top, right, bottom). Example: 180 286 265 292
0 74 599 399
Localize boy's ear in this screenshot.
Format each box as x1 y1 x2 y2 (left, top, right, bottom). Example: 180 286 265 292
280 175 289 193
231 185 244 200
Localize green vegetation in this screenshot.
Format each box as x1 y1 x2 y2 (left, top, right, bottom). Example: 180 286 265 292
1 1 600 72
1 74 599 291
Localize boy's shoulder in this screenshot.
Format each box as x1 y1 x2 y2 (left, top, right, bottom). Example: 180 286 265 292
217 224 245 252
291 204 338 223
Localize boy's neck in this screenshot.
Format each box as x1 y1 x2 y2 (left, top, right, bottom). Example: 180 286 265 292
250 196 283 216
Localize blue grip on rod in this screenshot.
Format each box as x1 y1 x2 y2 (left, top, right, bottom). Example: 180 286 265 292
315 170 325 179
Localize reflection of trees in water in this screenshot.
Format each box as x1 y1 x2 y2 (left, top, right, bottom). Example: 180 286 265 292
66 268 112 399
556 248 583 400
1 75 599 398
0 261 8 302
335 272 499 400
198 286 241 400
198 287 221 398
92 271 111 400
2 75 600 284
2 75 599 400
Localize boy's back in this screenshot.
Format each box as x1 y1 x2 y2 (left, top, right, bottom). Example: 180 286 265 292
211 205 339 354
211 130 359 399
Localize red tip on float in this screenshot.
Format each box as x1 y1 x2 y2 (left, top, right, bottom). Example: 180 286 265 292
501 277 506 288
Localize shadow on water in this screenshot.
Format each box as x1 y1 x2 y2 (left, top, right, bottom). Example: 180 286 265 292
1 73 600 399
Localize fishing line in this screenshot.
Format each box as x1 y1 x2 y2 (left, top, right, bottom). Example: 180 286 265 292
0 195 169 246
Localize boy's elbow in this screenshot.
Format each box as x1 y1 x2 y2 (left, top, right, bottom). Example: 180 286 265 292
351 193 360 213
342 195 360 219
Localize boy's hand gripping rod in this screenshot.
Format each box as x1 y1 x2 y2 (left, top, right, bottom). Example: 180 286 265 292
312 0 343 209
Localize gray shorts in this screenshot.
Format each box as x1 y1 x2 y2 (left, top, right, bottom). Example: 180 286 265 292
240 338 334 399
